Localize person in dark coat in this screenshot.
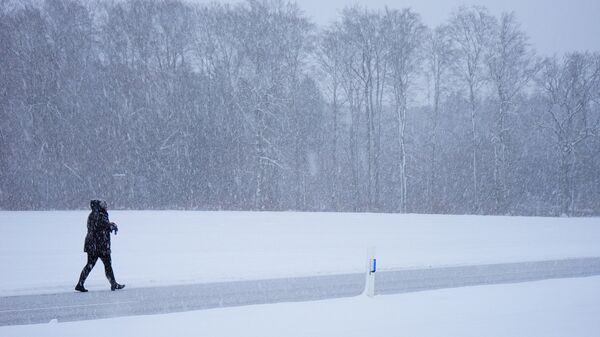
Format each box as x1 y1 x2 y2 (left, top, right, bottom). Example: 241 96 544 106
76 199 125 292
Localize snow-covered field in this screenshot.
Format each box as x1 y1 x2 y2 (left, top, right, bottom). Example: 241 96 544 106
1 211 600 296
1 211 600 336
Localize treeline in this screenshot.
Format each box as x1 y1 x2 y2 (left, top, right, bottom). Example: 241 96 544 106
1 0 599 215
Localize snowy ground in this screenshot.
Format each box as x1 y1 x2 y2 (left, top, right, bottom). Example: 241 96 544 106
2 276 600 337
1 211 600 335
1 211 600 296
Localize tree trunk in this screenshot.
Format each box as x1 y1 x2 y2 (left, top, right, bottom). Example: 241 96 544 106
469 83 479 213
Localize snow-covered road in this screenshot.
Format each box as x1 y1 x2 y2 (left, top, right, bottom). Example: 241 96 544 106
2 257 599 327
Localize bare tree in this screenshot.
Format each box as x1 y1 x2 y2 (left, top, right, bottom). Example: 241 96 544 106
238 0 314 209
383 8 426 212
337 24 366 211
318 25 345 209
485 12 539 213
448 6 494 213
338 7 388 210
537 53 600 216
424 24 453 212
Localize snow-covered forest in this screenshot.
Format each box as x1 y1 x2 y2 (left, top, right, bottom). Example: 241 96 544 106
1 0 599 215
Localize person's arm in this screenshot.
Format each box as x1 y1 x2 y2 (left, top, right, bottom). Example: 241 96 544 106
92 212 112 231
104 212 119 234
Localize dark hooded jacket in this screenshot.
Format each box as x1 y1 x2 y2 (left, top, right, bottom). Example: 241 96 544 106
84 200 113 256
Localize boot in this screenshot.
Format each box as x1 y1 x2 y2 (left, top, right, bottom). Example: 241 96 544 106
75 284 88 292
111 283 125 291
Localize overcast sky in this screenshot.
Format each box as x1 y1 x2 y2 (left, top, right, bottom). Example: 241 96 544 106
197 0 600 56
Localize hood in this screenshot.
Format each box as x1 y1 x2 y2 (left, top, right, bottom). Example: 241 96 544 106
90 199 107 211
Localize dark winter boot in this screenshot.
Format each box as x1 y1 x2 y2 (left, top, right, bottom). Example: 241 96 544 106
75 284 88 292
111 283 125 291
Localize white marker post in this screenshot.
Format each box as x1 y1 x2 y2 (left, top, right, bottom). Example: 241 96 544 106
365 246 376 297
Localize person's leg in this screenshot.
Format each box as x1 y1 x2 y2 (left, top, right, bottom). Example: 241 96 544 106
76 254 98 291
99 255 116 285
99 255 125 290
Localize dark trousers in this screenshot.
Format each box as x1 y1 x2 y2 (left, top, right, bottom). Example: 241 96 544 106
78 253 116 286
